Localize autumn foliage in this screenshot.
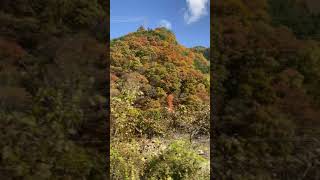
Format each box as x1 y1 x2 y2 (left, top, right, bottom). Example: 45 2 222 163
110 27 210 178
167 94 174 112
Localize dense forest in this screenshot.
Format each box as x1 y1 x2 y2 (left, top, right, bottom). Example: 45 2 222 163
110 27 210 179
212 0 320 179
0 0 108 179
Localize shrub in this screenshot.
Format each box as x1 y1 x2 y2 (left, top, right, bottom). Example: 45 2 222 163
143 140 207 180
137 109 169 138
110 89 141 138
110 141 144 180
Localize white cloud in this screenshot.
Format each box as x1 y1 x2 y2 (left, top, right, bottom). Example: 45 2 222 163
184 0 209 24
159 19 172 29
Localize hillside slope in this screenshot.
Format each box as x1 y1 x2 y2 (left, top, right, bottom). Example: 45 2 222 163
111 27 209 107
110 27 210 179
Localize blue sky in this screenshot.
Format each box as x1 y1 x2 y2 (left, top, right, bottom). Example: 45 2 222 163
111 0 210 48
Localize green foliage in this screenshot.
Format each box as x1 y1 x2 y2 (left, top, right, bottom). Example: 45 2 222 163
171 104 210 139
111 88 141 138
143 140 208 180
194 57 209 74
138 109 169 138
111 141 144 180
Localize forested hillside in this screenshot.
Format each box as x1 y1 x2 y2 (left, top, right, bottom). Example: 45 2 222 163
0 1 108 179
212 0 320 179
110 27 210 179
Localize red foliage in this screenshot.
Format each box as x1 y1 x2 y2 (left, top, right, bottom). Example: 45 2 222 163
167 94 174 112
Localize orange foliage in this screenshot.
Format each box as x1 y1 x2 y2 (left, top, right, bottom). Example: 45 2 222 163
167 94 174 112
111 74 118 82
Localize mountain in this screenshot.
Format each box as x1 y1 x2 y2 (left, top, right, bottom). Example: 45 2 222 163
110 27 210 179
191 46 210 60
111 27 210 109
